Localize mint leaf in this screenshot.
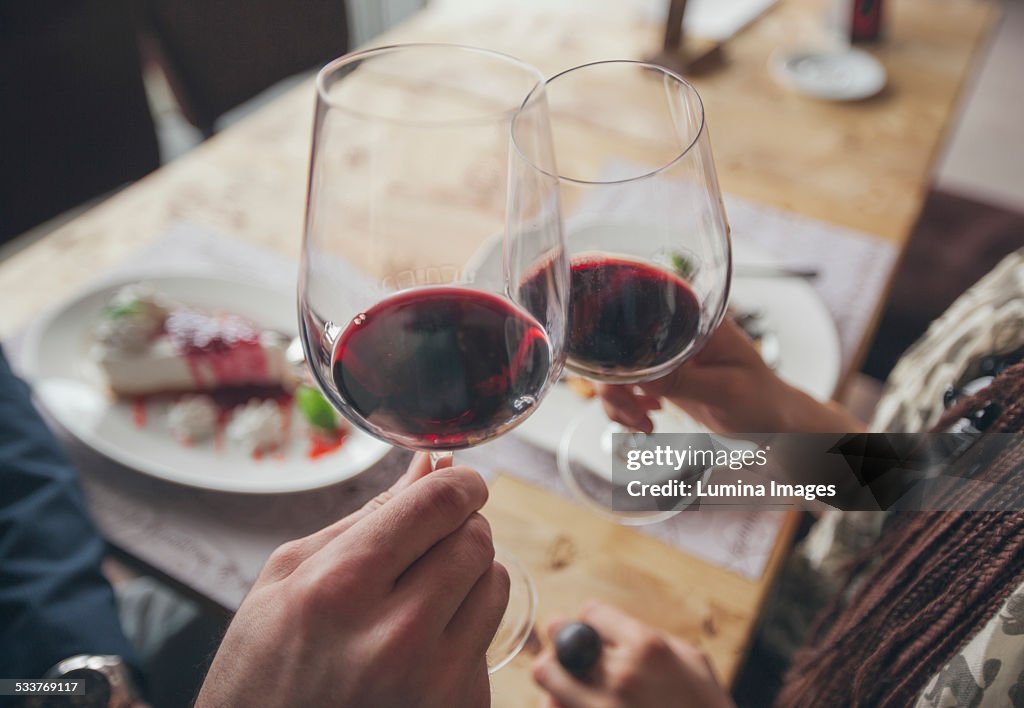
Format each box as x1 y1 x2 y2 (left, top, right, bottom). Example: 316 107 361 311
105 300 141 319
296 385 338 431
671 253 696 281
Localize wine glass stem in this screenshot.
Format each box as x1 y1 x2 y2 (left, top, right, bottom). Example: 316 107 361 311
430 450 454 471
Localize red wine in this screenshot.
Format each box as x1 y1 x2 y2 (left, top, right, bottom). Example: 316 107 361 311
331 287 550 449
521 255 700 376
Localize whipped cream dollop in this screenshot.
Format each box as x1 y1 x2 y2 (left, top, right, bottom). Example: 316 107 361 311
227 399 286 454
95 284 169 353
167 395 218 443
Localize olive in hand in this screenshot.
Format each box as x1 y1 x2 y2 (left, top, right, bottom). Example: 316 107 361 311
555 621 603 677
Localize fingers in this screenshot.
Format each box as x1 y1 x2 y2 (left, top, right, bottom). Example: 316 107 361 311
532 610 609 708
395 512 497 630
579 600 649 644
444 561 512 658
545 614 569 641
315 466 489 584
598 384 658 433
260 453 455 581
392 451 453 494
532 655 607 708
395 451 435 492
595 317 766 431
634 394 662 411
469 660 492 708
541 602 635 651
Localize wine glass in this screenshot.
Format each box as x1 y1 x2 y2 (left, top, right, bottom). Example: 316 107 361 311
298 44 566 672
524 60 732 524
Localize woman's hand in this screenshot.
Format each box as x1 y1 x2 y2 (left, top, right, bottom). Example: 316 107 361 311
196 454 507 708
532 601 734 708
598 318 865 435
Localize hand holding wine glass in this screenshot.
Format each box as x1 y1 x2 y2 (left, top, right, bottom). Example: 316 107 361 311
197 455 507 708
597 318 867 436
523 60 731 523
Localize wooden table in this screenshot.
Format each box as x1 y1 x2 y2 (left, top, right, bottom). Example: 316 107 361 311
0 0 997 341
0 0 997 702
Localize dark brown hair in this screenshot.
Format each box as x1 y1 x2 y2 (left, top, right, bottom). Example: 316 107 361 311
778 362 1024 708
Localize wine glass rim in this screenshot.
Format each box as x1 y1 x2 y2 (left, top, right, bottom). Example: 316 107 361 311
315 42 547 127
513 59 707 186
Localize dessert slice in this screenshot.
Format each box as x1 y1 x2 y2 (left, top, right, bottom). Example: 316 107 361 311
93 285 294 398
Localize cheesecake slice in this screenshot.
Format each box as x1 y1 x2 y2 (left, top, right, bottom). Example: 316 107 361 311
93 285 294 398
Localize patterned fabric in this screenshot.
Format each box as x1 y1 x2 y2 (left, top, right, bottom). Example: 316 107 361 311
872 249 1024 434
759 250 1024 704
915 584 1024 708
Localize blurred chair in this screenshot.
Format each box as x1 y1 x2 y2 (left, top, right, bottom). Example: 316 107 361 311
862 189 1024 381
0 0 160 243
140 0 350 136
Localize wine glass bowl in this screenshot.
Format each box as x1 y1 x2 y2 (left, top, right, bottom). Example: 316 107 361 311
299 44 567 453
523 60 731 385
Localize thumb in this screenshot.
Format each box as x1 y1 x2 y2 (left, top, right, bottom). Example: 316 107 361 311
392 451 453 493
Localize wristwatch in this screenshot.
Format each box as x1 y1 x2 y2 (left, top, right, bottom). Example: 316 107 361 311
32 655 143 708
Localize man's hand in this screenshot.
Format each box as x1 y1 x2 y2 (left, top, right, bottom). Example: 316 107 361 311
532 602 734 708
196 454 508 708
598 318 865 435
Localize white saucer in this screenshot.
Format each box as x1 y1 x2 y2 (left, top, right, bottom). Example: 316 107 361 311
770 47 887 101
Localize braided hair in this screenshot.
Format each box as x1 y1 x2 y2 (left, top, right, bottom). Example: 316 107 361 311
777 362 1024 707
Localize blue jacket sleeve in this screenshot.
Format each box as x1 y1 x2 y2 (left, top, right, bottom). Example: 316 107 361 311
0 347 141 683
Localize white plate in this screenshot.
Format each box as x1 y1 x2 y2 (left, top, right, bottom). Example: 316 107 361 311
20 274 392 494
770 47 887 101
729 256 841 401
